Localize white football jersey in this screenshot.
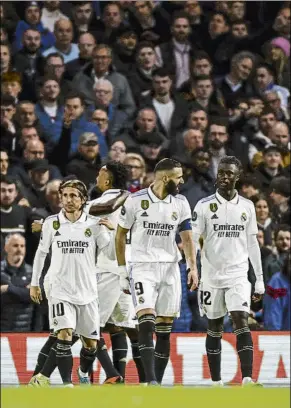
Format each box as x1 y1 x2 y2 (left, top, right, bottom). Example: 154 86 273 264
192 190 258 288
118 187 192 263
33 210 113 305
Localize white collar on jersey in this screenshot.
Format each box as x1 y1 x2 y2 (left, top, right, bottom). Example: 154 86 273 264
102 189 121 196
215 190 239 205
58 210 88 224
147 186 172 204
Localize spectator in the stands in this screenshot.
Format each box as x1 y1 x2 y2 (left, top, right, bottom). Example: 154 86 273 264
216 51 255 108
263 224 290 283
180 147 215 210
239 174 261 199
269 176 290 226
230 19 249 39
43 53 72 103
119 107 167 153
127 41 157 103
264 90 290 122
93 2 124 44
43 19 79 64
66 132 101 189
0 3 19 43
0 95 17 157
14 1 55 53
70 1 99 42
139 67 188 138
0 44 13 75
252 193 273 247
272 6 291 42
155 11 195 88
264 252 290 331
65 33 96 80
254 63 290 108
0 176 31 241
92 79 129 142
35 76 64 151
265 37 290 88
189 51 213 78
72 44 136 117
226 1 246 22
170 128 204 166
33 179 62 219
41 0 68 33
0 234 38 332
254 144 284 192
187 108 209 134
49 92 107 172
15 102 38 129
138 130 165 172
124 153 146 192
1 72 23 104
90 108 110 141
208 119 234 178
107 140 127 163
112 26 138 76
0 150 9 176
187 75 225 115
10 139 62 190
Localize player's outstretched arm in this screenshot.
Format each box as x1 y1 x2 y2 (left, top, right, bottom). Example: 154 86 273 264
180 229 199 291
89 190 130 216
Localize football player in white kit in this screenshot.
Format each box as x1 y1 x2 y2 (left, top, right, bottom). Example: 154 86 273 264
78 161 145 383
30 179 116 387
115 158 199 385
192 156 265 387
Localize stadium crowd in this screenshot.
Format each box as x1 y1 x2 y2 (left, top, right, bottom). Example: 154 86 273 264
0 0 290 334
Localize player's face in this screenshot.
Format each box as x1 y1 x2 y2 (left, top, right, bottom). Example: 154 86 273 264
96 167 110 192
216 163 240 191
164 167 184 196
61 187 85 213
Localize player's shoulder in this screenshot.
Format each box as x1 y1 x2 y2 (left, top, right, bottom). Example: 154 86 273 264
199 194 216 206
174 194 188 202
130 188 149 201
43 214 59 227
84 213 101 224
238 195 255 208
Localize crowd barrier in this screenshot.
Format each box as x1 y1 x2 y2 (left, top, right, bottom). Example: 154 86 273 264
1 332 289 385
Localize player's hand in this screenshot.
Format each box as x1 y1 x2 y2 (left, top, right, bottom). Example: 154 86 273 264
99 217 115 231
187 267 199 291
18 198 30 207
31 219 43 233
30 286 43 304
120 277 131 295
252 280 265 303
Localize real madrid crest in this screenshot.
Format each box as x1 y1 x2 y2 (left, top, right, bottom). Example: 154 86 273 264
85 228 92 237
172 212 178 221
241 212 247 222
210 203 218 213
53 220 60 230
141 200 149 210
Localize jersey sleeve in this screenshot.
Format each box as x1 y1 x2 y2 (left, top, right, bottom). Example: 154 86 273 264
94 224 111 250
191 200 206 236
247 203 258 235
178 197 192 231
118 195 136 230
38 219 53 253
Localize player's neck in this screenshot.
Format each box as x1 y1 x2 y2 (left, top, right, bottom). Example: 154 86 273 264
217 188 236 201
64 210 83 223
151 183 168 200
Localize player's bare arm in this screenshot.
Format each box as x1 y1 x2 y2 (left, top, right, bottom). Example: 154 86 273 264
180 229 199 291
89 190 130 216
115 225 130 294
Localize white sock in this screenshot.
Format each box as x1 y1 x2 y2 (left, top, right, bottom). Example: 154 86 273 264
78 367 88 378
242 377 252 384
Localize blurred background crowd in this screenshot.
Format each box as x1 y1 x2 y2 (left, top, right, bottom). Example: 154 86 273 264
0 1 290 334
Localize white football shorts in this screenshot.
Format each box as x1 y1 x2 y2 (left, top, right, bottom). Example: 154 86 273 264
198 279 251 320
129 262 181 317
50 297 100 340
97 272 136 328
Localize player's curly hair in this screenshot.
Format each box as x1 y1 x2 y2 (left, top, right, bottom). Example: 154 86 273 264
219 156 243 173
59 178 88 201
106 161 128 190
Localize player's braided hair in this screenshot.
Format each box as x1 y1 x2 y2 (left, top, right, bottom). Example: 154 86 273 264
59 178 88 201
106 161 128 190
219 156 243 173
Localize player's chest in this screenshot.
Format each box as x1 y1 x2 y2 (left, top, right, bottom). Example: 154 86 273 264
51 223 95 254
205 203 249 236
135 201 180 231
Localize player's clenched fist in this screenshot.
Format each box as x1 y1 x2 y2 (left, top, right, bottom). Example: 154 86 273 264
31 219 43 233
30 286 42 304
187 268 199 291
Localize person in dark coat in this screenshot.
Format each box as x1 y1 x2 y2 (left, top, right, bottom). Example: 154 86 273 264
1 233 40 332
254 145 285 193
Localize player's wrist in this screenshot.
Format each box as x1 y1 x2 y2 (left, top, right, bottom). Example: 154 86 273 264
117 265 128 279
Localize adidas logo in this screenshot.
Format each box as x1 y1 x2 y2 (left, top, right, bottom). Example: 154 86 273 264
211 214 218 219
55 231 61 236
141 211 148 217
91 330 98 335
242 302 248 307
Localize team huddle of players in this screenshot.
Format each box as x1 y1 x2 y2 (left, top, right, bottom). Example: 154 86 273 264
29 156 265 388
